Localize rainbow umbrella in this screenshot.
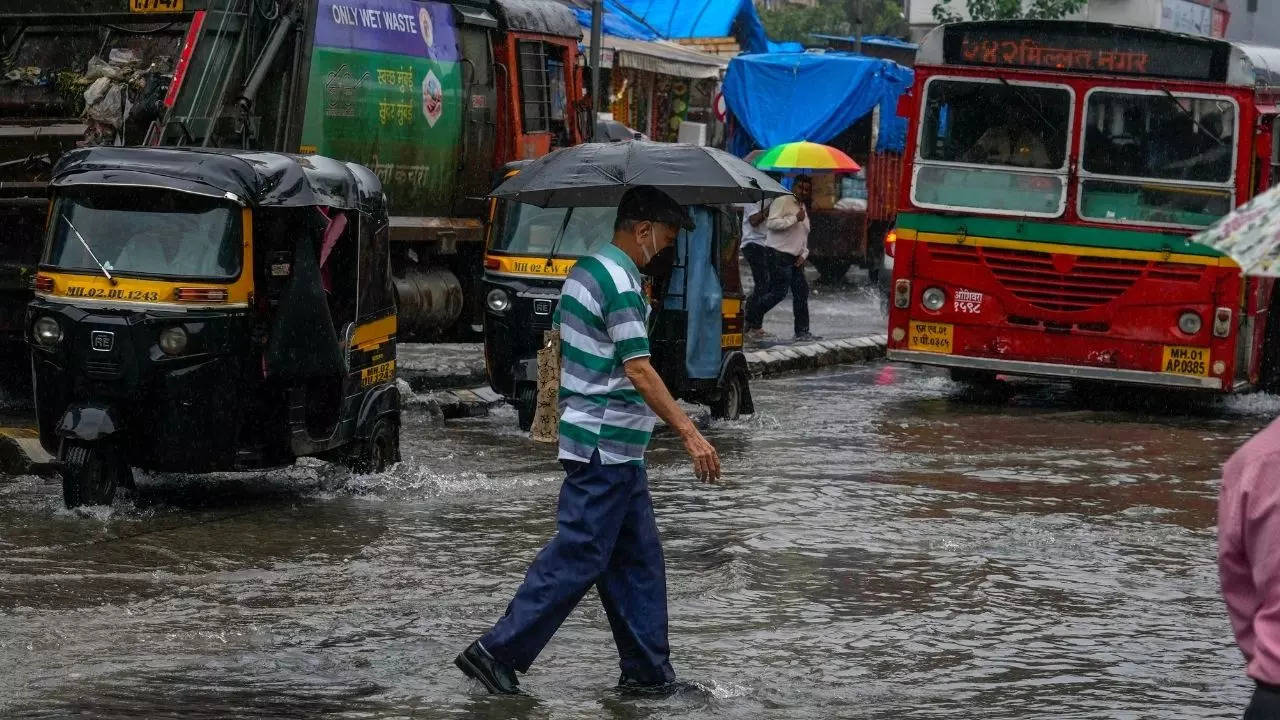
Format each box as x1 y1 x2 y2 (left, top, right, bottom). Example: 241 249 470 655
753 141 860 174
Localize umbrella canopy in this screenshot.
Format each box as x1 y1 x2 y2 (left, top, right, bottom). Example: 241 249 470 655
1190 185 1280 276
753 140 861 174
490 140 790 208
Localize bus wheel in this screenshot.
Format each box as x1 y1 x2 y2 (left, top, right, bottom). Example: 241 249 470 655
352 417 399 474
62 442 128 508
711 372 745 420
516 384 537 431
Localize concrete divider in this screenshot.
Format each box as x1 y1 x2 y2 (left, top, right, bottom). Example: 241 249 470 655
744 333 888 379
398 333 889 419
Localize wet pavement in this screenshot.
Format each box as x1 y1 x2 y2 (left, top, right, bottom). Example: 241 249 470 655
0 363 1269 718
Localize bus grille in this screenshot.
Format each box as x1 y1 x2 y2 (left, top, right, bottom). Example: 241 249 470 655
923 244 1204 312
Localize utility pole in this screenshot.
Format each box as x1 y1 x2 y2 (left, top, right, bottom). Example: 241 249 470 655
589 0 603 141
853 0 863 53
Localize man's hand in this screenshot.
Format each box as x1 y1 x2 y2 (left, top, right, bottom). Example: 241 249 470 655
748 210 766 227
624 356 723 483
797 206 806 223
794 253 806 267
680 426 721 483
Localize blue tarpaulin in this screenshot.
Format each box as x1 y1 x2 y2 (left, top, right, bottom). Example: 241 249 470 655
808 33 919 50
615 0 785 55
571 1 658 41
722 52 913 156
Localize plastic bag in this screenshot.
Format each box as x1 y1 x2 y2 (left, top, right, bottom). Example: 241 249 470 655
83 77 124 126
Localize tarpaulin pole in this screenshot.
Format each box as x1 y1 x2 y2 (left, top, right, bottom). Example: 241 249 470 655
590 0 604 141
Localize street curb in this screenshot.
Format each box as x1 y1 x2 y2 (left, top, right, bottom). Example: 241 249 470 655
414 385 504 420
745 333 887 379
395 333 889 419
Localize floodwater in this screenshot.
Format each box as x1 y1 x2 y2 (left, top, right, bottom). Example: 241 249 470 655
0 363 1270 719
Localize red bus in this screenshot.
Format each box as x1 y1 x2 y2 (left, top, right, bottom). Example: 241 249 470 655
886 20 1280 393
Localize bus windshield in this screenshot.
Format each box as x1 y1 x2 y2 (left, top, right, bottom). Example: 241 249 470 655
492 202 618 258
1079 91 1235 228
913 79 1072 216
45 187 242 280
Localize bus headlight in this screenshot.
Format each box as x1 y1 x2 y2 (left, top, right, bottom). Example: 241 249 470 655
1178 311 1202 335
486 288 511 314
921 287 946 312
1213 307 1233 338
32 316 62 347
159 326 188 356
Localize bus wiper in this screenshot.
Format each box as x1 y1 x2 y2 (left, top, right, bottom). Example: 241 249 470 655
997 77 1059 140
1160 89 1225 147
62 215 116 286
545 207 575 268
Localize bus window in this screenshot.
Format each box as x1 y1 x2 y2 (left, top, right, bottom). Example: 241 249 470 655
912 78 1071 217
1079 91 1236 227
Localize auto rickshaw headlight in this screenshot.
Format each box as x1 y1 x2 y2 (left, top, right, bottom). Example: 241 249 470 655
32 316 62 347
159 326 188 356
486 288 511 314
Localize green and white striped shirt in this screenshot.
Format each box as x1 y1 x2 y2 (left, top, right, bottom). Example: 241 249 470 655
553 243 656 466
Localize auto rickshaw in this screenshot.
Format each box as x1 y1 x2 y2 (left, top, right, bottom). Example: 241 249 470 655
483 163 754 430
28 147 401 508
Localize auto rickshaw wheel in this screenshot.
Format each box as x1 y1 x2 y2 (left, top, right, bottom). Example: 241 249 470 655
516 384 537 431
61 443 130 508
352 417 399 474
711 372 745 421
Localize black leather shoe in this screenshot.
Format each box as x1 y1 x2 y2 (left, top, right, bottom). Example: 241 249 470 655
616 675 699 697
455 641 520 694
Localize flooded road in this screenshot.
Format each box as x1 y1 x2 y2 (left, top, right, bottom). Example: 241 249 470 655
0 363 1269 719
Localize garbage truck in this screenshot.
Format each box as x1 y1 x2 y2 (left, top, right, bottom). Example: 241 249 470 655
0 0 586 353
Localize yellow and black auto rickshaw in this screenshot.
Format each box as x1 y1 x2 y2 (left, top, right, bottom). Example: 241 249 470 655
29 147 400 507
483 163 754 430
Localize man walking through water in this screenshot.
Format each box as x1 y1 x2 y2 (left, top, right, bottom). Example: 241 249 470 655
456 186 722 694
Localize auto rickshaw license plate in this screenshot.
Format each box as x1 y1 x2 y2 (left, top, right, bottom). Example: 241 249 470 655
908 321 953 354
361 360 395 387
131 0 183 12
1161 345 1209 376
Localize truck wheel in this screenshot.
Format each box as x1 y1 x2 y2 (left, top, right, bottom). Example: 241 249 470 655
711 371 745 420
516 384 536 431
812 257 853 285
352 417 399 474
62 442 128 508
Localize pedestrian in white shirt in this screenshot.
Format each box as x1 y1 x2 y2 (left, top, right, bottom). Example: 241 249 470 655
739 198 770 334
745 175 820 343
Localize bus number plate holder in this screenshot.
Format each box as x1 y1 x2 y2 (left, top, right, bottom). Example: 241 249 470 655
908 322 953 354
1161 345 1209 376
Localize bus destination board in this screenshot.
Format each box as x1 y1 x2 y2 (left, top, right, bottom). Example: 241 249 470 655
941 22 1227 82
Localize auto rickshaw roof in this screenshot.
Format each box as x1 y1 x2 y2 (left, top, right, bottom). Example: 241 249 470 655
51 147 385 212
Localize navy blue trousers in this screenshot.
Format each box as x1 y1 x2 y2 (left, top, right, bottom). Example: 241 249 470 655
480 451 675 684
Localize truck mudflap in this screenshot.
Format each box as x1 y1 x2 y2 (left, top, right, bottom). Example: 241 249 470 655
887 349 1227 391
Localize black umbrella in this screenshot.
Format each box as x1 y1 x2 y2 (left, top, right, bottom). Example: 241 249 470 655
489 140 790 208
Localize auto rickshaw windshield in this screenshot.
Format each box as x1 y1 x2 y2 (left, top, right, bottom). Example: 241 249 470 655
492 202 618 258
44 186 243 280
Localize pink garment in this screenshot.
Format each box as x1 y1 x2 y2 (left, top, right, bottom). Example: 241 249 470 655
316 207 347 293
1219 416 1280 684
